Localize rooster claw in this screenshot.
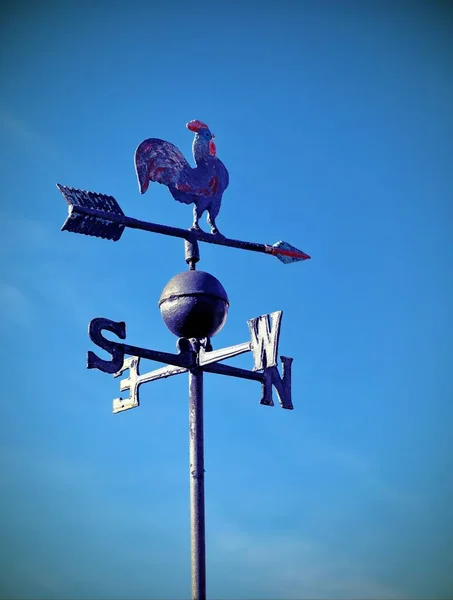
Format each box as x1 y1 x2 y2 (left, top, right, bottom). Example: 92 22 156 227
210 227 224 237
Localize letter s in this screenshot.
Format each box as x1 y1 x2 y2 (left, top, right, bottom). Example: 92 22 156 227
87 317 126 374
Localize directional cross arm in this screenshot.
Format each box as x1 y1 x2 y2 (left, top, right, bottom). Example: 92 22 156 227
201 361 264 382
87 316 196 374
120 342 193 369
112 358 188 414
199 360 293 409
198 341 251 366
111 351 293 412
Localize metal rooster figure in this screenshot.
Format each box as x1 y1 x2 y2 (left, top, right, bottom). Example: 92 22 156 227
135 120 229 234
57 118 311 264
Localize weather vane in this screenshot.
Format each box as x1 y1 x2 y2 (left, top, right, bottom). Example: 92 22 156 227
57 119 310 600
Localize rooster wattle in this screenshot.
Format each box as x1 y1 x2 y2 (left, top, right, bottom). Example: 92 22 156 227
134 120 229 234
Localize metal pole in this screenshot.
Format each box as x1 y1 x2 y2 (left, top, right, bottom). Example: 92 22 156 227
189 366 206 600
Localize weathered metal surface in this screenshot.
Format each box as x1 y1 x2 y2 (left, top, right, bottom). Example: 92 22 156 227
201 361 264 382
177 337 212 354
196 356 294 410
112 357 140 413
159 271 229 339
259 357 293 410
198 341 251 367
112 357 188 413
57 184 125 241
58 195 310 263
108 352 293 411
135 120 229 234
185 238 200 269
159 271 229 303
86 317 127 374
188 368 206 600
87 311 293 409
248 310 282 371
267 240 311 264
87 317 195 374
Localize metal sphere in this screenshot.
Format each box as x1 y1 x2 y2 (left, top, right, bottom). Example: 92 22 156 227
159 270 229 339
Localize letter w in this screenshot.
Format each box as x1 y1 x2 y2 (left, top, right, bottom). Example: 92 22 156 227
247 311 282 371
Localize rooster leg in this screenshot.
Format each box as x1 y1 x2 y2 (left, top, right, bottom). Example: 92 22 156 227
207 202 221 235
207 214 219 235
191 204 204 231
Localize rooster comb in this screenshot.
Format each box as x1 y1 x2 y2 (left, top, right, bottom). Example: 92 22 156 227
186 120 210 132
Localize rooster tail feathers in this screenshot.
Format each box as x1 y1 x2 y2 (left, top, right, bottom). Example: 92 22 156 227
135 160 150 194
134 141 153 194
134 138 191 195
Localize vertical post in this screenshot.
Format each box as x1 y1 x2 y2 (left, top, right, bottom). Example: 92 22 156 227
189 367 206 600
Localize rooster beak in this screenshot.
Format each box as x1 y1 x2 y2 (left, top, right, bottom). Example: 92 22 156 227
211 134 216 139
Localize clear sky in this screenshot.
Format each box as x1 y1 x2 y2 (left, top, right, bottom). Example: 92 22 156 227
1 1 452 599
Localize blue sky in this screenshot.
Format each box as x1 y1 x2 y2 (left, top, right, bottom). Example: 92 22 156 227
1 1 452 598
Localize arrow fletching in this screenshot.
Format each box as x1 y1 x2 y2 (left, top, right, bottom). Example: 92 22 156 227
266 240 311 264
57 184 125 241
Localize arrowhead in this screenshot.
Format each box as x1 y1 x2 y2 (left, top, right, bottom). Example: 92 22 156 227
270 240 311 264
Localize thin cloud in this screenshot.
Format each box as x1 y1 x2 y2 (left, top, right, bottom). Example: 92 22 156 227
0 108 69 167
0 282 32 326
0 214 115 328
0 214 58 252
301 435 421 511
211 526 409 600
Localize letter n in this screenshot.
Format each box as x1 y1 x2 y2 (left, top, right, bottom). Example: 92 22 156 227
260 357 293 410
